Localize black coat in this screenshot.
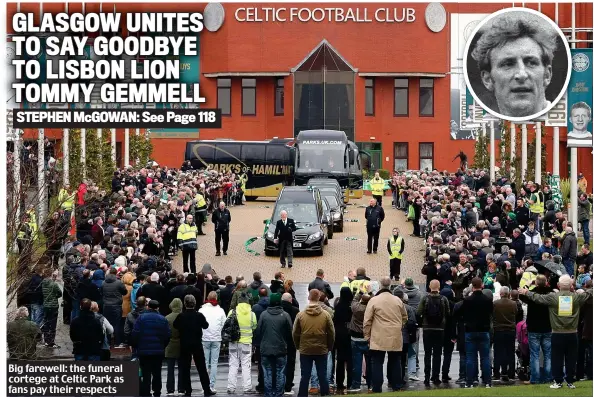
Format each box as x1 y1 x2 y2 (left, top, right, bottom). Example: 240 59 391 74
219 284 234 314
457 290 493 333
274 218 297 242
308 277 334 299
365 205 385 230
510 234 526 261
70 310 104 356
173 309 209 349
211 208 231 232
519 285 552 333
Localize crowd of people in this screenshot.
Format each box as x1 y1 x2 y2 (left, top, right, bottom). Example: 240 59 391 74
7 164 594 397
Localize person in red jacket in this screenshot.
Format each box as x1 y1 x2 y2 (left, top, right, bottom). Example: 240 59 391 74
77 180 87 206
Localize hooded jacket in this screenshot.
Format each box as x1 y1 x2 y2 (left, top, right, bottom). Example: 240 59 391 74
91 269 105 289
121 272 135 317
394 284 425 311
293 303 335 355
253 296 270 320
102 274 128 307
231 302 257 345
254 305 293 356
165 298 183 358
333 287 354 345
199 302 226 342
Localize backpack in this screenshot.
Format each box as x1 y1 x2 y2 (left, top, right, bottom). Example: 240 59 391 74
221 309 241 343
424 296 444 327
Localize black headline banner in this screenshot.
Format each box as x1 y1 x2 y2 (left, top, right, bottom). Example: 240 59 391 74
13 109 222 129
7 361 139 396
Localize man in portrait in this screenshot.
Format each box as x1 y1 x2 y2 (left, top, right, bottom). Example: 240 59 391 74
471 12 559 118
568 102 592 146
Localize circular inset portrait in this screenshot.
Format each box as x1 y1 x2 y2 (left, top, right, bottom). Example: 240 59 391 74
463 8 571 122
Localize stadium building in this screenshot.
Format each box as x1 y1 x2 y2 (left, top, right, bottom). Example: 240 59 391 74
9 2 593 184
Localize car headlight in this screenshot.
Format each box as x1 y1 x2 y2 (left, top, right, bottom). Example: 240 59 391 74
333 212 341 219
307 232 322 241
266 231 274 239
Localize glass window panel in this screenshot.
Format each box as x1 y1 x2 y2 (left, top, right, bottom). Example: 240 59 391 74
395 159 408 171
420 159 433 171
395 89 408 115
420 143 433 157
394 143 408 157
217 78 231 87
394 78 409 88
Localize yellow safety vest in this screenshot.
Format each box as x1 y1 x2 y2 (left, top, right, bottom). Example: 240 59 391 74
240 174 248 191
350 278 371 295
370 178 385 196
530 192 544 214
27 209 38 239
195 193 206 208
177 223 198 249
340 280 351 290
520 271 537 290
389 236 403 260
232 303 257 344
58 189 75 211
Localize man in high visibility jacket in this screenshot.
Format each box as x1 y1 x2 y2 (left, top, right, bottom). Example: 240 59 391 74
529 183 545 232
239 173 248 205
370 172 385 206
350 267 372 295
58 184 76 221
340 270 356 290
177 214 198 274
387 227 405 281
16 214 32 254
194 192 207 235
26 207 38 241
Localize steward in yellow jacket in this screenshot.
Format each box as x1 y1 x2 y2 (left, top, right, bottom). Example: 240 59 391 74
370 172 385 206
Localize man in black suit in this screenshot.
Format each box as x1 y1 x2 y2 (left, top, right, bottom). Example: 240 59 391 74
274 210 297 268
365 198 385 254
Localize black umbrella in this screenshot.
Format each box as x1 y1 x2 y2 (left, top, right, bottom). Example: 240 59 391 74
535 260 567 276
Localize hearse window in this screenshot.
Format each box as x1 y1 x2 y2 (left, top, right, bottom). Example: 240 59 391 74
241 145 266 162
215 144 241 163
266 146 288 163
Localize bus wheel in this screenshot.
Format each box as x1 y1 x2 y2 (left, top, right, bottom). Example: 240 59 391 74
246 196 258 202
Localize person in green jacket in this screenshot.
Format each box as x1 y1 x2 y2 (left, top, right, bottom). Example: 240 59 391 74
165 298 183 395
519 275 593 389
7 306 42 360
41 269 62 348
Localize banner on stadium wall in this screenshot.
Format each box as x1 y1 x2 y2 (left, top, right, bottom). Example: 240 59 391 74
152 37 201 138
567 49 593 148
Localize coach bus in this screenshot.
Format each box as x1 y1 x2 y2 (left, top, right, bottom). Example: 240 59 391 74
185 139 295 200
293 130 365 199
185 130 367 200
